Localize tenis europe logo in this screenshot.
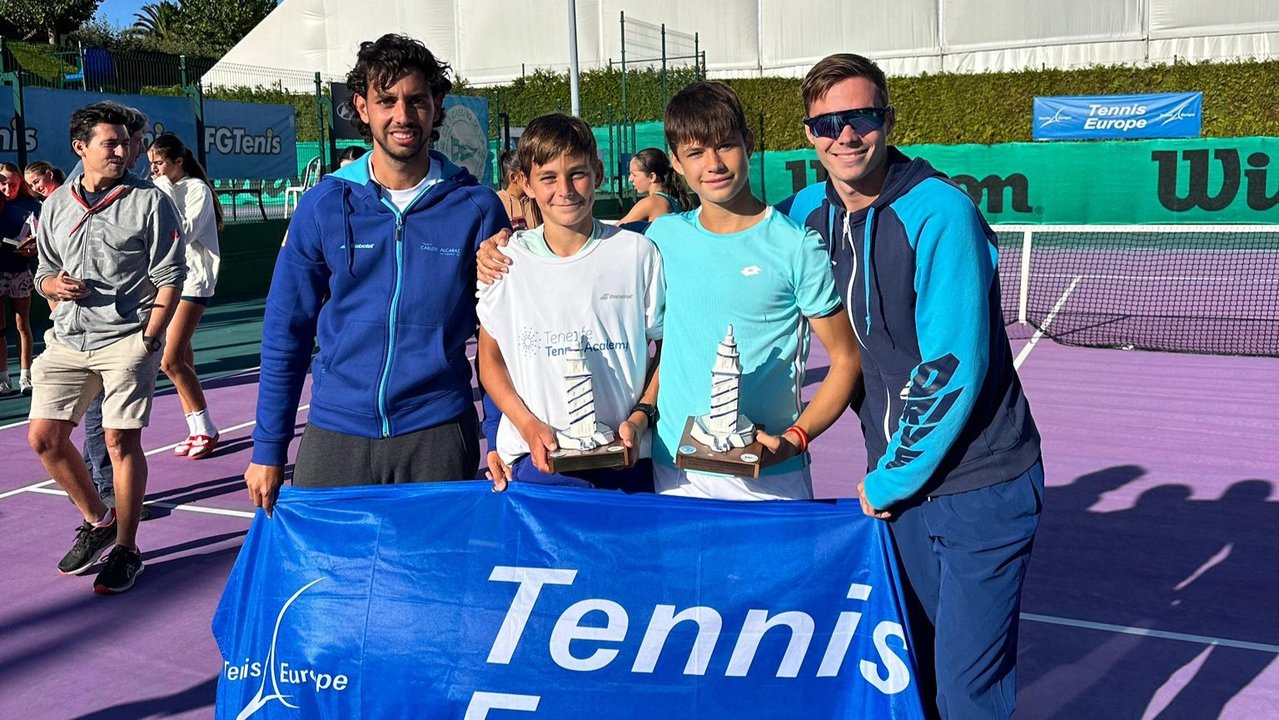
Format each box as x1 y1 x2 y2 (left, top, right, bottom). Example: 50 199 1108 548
1036 107 1073 128
224 578 352 720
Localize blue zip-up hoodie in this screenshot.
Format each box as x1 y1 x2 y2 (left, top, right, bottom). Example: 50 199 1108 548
251 151 509 466
780 148 1040 509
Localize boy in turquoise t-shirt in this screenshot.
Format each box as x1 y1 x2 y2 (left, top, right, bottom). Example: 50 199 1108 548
644 81 861 500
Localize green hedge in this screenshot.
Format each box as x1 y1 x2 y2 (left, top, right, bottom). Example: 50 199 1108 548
468 59 1279 150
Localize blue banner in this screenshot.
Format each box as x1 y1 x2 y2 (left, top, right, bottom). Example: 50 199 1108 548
213 483 926 719
1034 92 1202 141
441 95 492 185
0 90 29 164
204 100 298 180
14 87 197 173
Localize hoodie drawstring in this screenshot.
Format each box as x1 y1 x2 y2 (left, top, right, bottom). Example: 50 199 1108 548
863 206 876 334
342 184 355 277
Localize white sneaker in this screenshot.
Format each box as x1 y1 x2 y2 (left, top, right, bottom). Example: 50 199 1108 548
0 379 14 396
19 375 32 396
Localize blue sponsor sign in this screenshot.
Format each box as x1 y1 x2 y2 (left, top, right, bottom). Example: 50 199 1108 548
0 90 31 164
203 99 298 179
213 483 926 719
8 88 196 173
1034 92 1202 141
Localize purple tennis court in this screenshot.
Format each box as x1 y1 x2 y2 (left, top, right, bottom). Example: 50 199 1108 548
2 294 1277 718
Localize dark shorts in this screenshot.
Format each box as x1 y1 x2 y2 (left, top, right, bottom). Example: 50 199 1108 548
511 456 655 494
180 295 210 307
293 407 481 487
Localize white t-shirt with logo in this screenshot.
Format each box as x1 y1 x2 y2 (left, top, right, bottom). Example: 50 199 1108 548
477 224 665 465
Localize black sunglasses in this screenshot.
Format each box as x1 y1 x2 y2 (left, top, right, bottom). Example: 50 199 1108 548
802 107 893 140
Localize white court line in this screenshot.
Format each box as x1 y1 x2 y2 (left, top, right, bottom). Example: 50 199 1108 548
1014 275 1083 370
1020 613 1279 654
0 404 309 501
25 486 256 520
0 364 264 432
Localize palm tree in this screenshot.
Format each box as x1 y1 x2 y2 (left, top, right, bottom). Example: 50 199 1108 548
128 1 183 43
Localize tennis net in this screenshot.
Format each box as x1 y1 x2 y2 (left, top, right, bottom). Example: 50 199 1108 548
993 225 1279 357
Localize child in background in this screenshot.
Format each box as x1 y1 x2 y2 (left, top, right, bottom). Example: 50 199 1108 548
617 147 693 226
495 149 541 231
148 134 224 458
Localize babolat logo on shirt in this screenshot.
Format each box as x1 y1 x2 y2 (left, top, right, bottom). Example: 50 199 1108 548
204 126 284 155
225 579 352 719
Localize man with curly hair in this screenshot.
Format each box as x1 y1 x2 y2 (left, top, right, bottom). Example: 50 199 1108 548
245 34 509 513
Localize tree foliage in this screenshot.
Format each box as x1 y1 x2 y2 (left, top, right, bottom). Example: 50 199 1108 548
0 0 102 43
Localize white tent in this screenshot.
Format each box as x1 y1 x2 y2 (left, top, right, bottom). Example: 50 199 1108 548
211 0 1278 86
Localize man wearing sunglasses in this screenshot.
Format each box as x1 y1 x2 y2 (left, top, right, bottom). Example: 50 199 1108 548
780 54 1043 720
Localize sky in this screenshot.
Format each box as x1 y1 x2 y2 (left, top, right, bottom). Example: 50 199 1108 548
97 0 152 29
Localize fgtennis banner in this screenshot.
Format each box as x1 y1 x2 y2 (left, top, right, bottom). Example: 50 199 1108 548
1032 92 1202 141
212 483 926 720
203 99 298 180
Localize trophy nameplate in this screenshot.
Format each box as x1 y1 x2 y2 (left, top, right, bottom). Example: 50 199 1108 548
674 325 764 478
675 417 764 478
545 339 628 474
547 442 632 473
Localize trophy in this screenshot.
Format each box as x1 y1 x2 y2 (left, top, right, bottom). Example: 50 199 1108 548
546 340 631 473
675 325 765 478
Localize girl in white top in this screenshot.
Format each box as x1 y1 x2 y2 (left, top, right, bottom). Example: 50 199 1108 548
148 134 223 458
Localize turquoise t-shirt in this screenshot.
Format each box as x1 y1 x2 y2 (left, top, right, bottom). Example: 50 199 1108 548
647 207 841 476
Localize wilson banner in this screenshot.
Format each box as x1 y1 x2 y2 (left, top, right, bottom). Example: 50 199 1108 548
212 482 926 719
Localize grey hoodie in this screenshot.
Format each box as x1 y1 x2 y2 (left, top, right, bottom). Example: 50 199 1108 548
35 173 186 351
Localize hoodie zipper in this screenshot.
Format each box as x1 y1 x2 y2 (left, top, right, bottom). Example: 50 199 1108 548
376 211 406 437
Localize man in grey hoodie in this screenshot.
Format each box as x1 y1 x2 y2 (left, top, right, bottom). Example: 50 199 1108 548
27 103 185 595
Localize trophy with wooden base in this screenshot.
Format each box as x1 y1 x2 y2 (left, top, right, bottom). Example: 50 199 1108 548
675 325 765 478
546 341 631 473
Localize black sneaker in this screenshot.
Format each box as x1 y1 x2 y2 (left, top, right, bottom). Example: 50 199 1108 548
93 546 144 595
57 519 117 576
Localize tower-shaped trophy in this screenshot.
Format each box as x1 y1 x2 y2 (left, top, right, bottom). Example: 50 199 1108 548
547 339 630 473
676 325 765 477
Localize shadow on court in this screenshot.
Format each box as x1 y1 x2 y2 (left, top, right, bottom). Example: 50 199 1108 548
70 676 217 719
1018 466 1279 719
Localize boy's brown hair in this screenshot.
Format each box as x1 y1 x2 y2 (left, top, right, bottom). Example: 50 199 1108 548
801 53 890 112
664 81 753 156
516 113 599 175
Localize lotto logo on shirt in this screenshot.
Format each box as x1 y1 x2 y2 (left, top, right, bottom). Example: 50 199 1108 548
517 326 630 359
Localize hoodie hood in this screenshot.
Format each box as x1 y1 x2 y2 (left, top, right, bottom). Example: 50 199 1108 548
328 149 473 195
323 149 478 275
823 147 948 333
823 147 947 217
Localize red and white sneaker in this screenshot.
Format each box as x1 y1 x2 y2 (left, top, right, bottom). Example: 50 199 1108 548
173 436 196 457
187 433 219 459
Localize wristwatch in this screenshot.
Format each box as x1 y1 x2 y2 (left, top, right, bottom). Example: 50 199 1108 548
142 335 162 354
630 402 659 428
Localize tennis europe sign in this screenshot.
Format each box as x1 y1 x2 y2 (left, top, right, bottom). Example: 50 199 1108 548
212 483 927 720
1032 92 1202 141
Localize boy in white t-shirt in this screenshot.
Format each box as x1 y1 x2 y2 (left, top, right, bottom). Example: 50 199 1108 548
477 113 664 492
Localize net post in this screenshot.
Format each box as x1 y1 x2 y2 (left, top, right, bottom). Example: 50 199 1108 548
1018 229 1033 324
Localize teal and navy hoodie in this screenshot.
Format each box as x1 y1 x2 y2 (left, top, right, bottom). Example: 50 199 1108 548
251 152 509 466
780 148 1040 509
